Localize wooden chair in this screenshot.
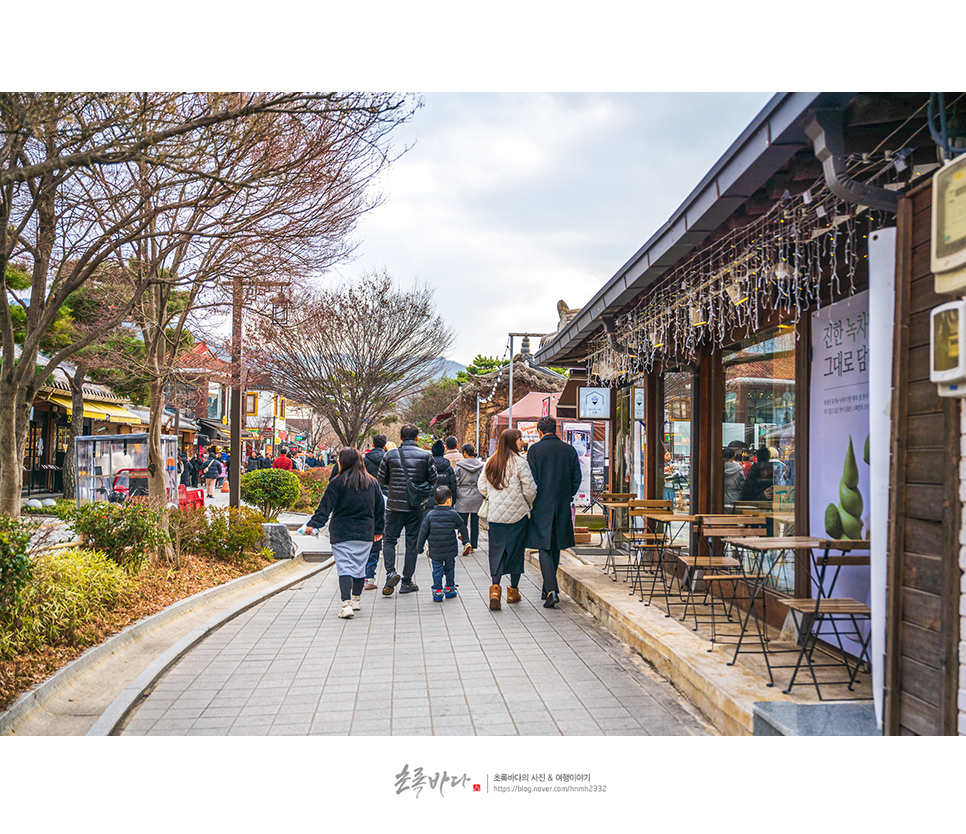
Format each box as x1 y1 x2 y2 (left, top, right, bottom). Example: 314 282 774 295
679 515 769 647
779 539 872 699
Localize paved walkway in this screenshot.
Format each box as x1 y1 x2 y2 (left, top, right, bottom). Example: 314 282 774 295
118 530 713 737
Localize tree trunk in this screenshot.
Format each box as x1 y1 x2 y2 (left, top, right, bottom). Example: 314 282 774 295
147 376 167 503
62 364 88 502
0 382 33 518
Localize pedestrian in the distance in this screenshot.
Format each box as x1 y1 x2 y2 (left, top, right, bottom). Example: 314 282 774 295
363 435 389 590
376 424 437 595
416 486 469 602
304 448 385 620
179 450 192 487
431 439 458 509
478 428 536 611
202 446 222 497
526 416 581 609
443 435 462 464
190 450 203 487
453 442 484 553
273 447 294 470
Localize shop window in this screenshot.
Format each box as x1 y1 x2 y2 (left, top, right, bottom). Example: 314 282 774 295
660 370 693 514
245 392 258 416
721 327 796 592
207 381 224 419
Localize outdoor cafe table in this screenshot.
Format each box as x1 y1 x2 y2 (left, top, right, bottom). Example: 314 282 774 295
720 536 825 686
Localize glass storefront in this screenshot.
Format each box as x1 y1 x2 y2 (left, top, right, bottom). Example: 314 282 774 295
659 370 693 514
721 326 796 592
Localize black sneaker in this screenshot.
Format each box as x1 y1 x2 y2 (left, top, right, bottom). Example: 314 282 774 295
382 572 401 596
399 579 419 594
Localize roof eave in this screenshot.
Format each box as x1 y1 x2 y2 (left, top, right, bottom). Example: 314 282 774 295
534 91 857 366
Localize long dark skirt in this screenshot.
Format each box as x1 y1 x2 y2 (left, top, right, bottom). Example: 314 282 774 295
487 515 529 579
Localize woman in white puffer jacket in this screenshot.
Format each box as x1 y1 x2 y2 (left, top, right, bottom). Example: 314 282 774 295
478 428 537 611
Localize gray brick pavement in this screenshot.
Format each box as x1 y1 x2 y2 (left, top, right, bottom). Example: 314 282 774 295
119 530 711 736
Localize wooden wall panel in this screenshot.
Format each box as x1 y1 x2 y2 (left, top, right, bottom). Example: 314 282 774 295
886 181 962 735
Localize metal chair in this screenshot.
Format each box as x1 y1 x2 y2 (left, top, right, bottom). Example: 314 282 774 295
618 500 672 584
780 539 872 699
597 492 635 576
679 515 769 648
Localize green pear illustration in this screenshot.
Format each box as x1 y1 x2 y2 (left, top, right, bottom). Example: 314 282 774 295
825 435 864 539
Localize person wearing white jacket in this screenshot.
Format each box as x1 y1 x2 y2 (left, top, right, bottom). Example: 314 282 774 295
478 428 537 611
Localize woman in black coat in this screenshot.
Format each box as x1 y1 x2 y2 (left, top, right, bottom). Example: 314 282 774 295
304 448 385 619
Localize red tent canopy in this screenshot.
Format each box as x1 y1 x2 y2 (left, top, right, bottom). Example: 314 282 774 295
490 392 605 443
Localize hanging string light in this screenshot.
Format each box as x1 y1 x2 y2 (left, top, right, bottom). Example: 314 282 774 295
585 154 905 382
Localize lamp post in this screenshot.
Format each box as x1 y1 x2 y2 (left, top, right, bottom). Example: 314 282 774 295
229 273 243 508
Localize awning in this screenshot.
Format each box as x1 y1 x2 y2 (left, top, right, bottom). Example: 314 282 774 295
198 419 255 442
90 401 144 425
46 395 115 422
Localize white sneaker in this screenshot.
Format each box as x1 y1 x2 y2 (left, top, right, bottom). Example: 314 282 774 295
351 595 362 611
339 601 354 619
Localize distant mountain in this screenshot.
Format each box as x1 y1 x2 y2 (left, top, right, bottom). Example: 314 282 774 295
436 358 466 380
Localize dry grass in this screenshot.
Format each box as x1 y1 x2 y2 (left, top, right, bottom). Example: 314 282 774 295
0 550 273 712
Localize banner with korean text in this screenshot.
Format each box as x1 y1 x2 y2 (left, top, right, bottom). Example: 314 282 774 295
809 289 870 657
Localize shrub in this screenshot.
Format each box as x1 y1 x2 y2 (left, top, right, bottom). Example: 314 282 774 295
240 469 300 521
196 506 266 562
21 498 74 520
63 502 170 574
293 468 330 512
0 517 36 615
167 506 210 564
0 547 132 659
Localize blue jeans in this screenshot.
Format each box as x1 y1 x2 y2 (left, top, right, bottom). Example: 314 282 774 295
365 539 382 580
431 557 456 590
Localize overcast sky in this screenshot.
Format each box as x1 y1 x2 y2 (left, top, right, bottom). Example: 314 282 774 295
329 92 776 367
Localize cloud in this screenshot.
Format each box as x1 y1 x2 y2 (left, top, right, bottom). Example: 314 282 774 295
332 92 775 366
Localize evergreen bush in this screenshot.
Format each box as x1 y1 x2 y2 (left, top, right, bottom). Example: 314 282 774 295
239 469 300 521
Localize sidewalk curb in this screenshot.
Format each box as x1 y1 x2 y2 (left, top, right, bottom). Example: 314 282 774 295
0 552 331 737
86 555 334 736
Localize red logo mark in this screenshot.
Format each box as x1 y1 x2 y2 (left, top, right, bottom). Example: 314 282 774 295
473 784 481 792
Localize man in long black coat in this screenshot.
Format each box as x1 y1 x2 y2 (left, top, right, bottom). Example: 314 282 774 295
526 416 582 608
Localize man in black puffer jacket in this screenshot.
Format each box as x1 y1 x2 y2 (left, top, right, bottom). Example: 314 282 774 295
376 424 437 596
362 435 389 589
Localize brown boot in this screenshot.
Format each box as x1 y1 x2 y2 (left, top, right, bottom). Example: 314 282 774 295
506 586 521 604
489 584 502 610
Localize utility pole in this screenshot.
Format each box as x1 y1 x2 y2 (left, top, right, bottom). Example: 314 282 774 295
229 273 243 508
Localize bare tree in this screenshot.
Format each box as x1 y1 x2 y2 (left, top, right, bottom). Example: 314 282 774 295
249 271 455 449
0 92 419 517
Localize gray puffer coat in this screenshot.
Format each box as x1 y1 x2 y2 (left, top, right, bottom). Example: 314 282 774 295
453 457 485 513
